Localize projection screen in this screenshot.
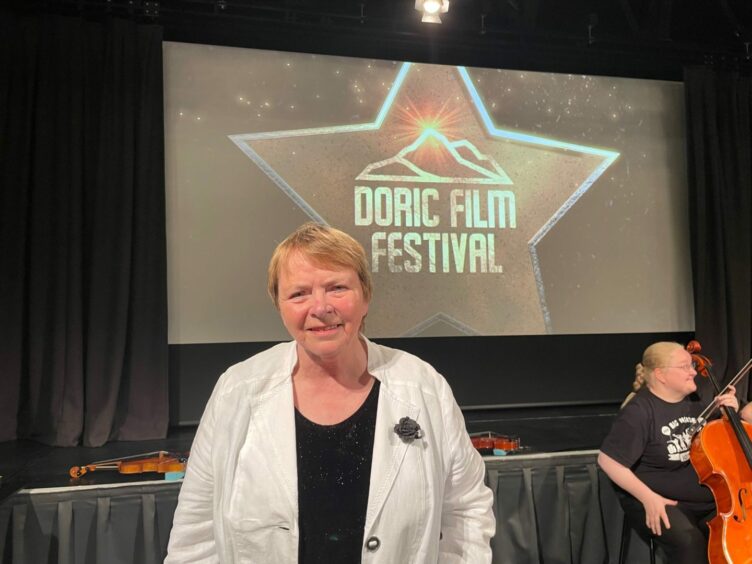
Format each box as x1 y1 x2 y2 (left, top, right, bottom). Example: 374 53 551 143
164 42 693 344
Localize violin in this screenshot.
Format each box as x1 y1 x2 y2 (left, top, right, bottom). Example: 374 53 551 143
687 340 752 563
69 450 188 479
470 432 522 455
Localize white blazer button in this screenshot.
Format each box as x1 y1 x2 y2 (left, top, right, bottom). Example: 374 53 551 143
365 536 381 551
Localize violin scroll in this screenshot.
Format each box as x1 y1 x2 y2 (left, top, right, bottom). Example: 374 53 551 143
69 465 95 478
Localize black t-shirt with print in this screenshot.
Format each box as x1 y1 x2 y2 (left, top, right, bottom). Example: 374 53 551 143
600 387 713 507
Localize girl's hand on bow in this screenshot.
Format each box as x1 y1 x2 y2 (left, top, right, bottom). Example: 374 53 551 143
715 385 740 412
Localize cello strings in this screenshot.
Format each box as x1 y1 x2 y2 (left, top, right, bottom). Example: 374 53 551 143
695 358 752 424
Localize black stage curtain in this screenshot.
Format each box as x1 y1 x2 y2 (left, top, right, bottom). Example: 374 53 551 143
0 12 168 447
684 66 752 396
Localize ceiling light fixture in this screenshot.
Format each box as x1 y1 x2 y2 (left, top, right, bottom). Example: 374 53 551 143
415 0 450 24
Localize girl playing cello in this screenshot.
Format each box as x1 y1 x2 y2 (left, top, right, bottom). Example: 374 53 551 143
598 341 752 563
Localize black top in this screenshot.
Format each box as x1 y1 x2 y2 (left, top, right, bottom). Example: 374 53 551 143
600 387 713 509
295 379 380 564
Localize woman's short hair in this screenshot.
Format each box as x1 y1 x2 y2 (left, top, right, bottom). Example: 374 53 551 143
632 341 683 391
267 222 373 307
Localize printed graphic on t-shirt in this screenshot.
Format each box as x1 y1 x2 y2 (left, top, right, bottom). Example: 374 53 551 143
660 416 697 462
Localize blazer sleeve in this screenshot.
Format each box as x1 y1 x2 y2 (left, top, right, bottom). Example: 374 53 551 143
165 375 223 563
437 377 495 563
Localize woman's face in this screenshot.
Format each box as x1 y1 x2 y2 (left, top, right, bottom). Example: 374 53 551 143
657 348 698 397
277 252 369 362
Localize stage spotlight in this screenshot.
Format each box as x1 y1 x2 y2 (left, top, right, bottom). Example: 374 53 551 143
415 0 450 24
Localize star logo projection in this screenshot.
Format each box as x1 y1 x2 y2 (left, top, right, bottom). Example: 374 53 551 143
230 63 619 337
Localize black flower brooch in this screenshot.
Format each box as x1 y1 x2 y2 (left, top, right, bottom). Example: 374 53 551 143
394 417 423 443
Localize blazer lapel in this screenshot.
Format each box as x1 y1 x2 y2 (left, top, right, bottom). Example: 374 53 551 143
365 383 420 531
249 375 298 514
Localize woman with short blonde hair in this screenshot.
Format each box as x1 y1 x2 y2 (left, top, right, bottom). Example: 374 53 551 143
167 222 495 563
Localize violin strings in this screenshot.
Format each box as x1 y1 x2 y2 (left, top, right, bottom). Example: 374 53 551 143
89 450 167 466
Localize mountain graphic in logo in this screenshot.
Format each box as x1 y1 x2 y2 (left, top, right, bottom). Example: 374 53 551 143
356 129 513 185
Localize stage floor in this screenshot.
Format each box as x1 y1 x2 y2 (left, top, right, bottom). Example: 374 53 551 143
0 402 619 503
0 428 195 503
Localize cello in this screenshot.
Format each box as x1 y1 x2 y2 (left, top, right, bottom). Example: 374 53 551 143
687 341 752 563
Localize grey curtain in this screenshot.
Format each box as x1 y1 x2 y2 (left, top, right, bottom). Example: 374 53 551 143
0 483 180 564
0 11 168 446
487 453 658 564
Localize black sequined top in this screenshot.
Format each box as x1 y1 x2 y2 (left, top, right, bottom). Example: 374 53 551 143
295 379 380 564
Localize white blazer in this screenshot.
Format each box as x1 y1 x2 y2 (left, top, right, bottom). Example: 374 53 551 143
165 338 494 563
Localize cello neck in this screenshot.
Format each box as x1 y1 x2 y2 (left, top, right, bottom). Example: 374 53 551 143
705 366 752 469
